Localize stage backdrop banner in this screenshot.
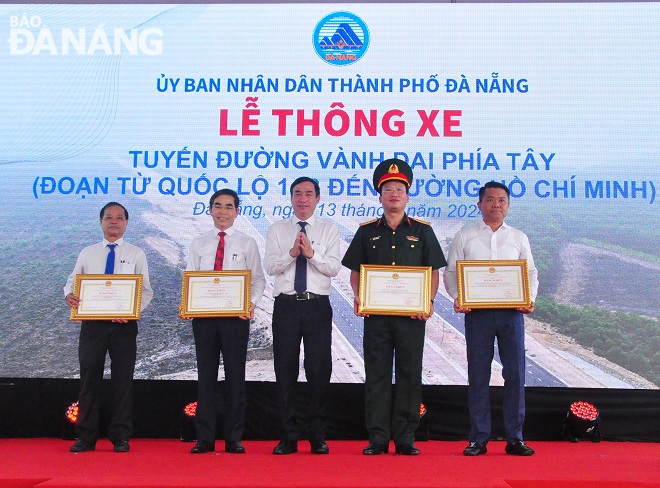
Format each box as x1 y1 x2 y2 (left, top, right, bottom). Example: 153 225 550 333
1 3 658 388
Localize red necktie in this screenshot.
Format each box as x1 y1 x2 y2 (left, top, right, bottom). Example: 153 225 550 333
214 231 226 270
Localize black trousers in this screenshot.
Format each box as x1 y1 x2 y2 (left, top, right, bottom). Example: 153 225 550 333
76 320 137 444
363 315 426 446
192 317 249 443
272 295 332 442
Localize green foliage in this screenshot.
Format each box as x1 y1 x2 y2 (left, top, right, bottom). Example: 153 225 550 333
578 238 660 266
535 297 659 386
507 200 660 297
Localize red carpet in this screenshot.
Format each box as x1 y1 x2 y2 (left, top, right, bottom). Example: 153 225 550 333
1 439 658 488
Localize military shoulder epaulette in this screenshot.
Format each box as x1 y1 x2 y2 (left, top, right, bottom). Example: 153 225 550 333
360 218 378 226
411 217 431 225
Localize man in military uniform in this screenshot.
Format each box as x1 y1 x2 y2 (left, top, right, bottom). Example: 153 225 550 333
342 159 446 455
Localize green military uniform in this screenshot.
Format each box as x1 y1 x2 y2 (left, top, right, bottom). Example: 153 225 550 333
342 214 446 447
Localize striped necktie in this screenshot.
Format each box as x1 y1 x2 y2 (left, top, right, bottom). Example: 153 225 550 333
214 231 226 270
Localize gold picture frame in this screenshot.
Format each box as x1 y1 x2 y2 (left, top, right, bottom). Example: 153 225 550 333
358 264 432 316
457 260 531 309
71 274 143 321
180 270 251 318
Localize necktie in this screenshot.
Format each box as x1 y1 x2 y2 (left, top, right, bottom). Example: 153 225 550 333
105 243 117 274
294 221 308 294
214 231 226 270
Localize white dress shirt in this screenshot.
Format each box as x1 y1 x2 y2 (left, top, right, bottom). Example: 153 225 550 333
264 214 341 296
64 237 154 311
186 226 266 306
443 220 539 301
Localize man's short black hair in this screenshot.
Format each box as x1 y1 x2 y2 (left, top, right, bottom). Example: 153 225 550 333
100 202 128 220
289 177 320 197
479 181 510 202
209 189 240 209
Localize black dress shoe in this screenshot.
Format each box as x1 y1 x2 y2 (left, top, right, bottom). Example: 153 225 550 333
273 440 297 455
362 442 388 455
225 441 245 454
310 439 329 454
190 440 215 454
113 441 130 453
463 442 487 456
395 443 420 455
505 440 535 456
70 439 95 453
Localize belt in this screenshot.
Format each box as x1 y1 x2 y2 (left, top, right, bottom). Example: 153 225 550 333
277 292 325 301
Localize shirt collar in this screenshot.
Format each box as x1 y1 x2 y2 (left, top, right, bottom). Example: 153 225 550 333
214 226 235 237
103 237 124 247
377 214 411 228
479 219 509 231
294 214 316 227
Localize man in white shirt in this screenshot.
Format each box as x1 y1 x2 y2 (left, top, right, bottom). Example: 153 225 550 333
263 177 341 455
444 182 539 457
64 202 153 453
185 189 266 454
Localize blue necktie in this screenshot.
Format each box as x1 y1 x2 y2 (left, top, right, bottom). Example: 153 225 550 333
294 222 308 294
105 243 117 274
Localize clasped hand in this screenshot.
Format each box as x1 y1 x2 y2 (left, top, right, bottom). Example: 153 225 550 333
289 232 314 259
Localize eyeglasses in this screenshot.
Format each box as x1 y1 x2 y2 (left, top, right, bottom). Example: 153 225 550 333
382 188 406 194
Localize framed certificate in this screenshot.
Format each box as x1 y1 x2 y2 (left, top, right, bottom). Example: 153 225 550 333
358 265 432 316
456 260 532 309
180 270 251 318
71 274 143 321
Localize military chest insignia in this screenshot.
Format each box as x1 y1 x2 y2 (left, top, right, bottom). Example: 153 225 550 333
406 235 419 242
369 236 381 241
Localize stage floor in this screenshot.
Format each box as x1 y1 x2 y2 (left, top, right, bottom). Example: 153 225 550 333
1 439 658 488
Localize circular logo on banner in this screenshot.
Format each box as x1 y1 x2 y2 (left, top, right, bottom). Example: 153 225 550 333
313 12 369 66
